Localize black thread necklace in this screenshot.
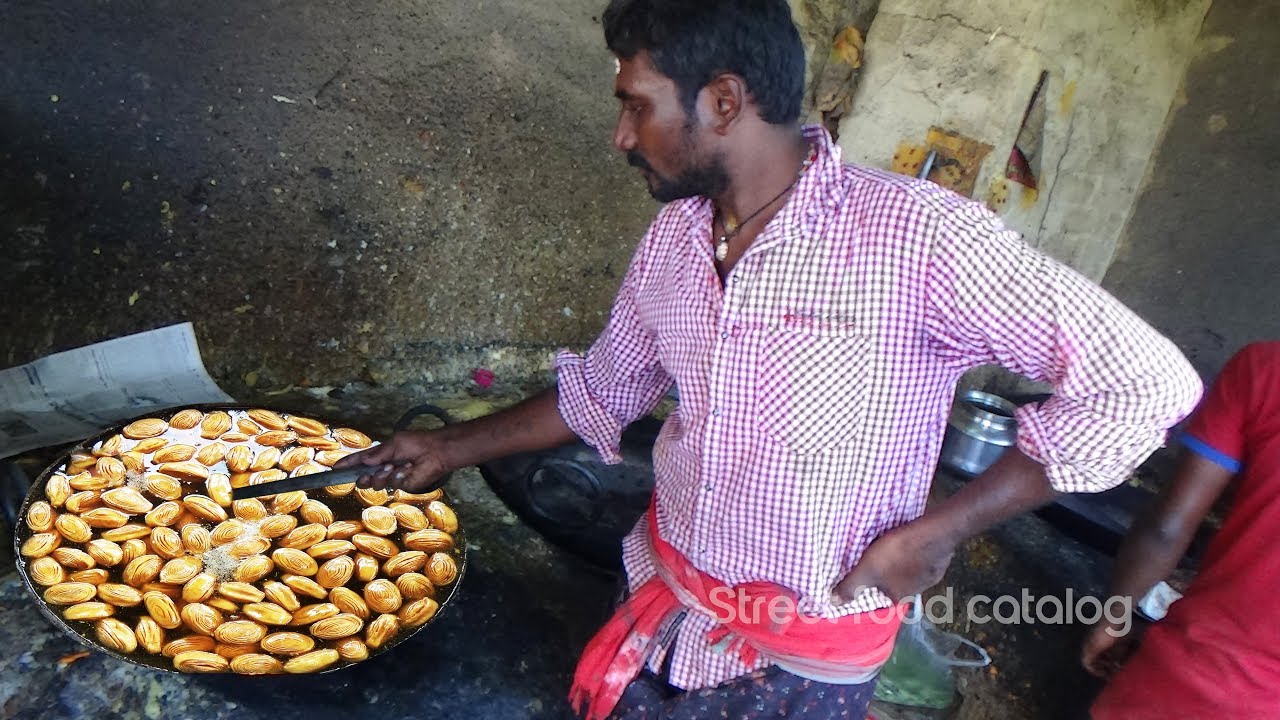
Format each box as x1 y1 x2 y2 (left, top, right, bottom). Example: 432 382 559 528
714 145 816 262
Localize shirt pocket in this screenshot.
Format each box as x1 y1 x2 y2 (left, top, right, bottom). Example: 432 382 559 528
757 320 872 454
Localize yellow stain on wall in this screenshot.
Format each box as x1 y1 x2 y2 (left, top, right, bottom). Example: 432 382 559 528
1196 35 1235 57
1019 185 1040 209
1060 80 1078 115
988 175 1040 214
924 128 994 198
936 164 964 188
987 177 1010 213
892 129 994 198
831 25 864 69
890 142 931 178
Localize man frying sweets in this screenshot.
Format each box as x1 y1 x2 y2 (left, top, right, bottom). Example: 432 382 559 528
338 1 1202 717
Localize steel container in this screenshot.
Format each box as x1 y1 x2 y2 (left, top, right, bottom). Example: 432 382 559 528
938 390 1018 476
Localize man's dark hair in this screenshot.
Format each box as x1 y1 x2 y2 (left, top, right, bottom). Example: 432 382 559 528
603 0 805 125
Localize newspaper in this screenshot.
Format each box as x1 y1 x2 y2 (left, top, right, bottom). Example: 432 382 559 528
0 323 233 459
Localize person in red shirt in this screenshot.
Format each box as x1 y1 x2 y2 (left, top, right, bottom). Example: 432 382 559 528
1084 341 1280 718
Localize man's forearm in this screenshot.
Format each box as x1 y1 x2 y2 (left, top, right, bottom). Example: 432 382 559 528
1104 452 1233 610
833 447 1061 602
912 448 1060 547
1104 512 1184 611
437 387 578 471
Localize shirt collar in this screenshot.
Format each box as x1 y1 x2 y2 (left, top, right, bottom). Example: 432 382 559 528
784 124 847 232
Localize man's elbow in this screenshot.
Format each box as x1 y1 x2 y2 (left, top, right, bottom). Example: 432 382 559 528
1154 348 1204 428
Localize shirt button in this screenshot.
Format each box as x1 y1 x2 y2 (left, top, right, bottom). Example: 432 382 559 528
720 331 729 339
712 408 721 417
732 275 741 284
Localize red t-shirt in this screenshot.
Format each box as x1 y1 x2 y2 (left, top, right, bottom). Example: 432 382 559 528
1093 342 1280 719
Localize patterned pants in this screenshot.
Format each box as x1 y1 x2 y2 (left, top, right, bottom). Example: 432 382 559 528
606 666 877 719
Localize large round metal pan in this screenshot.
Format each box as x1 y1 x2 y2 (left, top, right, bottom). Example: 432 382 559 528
11 403 466 674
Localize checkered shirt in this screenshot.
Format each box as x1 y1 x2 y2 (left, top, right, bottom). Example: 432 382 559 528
554 125 1202 690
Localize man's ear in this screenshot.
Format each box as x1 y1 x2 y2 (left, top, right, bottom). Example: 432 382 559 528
700 72 747 135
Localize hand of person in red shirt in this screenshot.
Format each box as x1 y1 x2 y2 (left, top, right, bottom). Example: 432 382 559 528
1081 619 1140 678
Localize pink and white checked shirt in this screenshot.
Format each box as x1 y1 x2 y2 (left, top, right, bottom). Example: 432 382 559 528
555 125 1202 690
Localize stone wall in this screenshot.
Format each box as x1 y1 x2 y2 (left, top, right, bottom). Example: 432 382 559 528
1 0 1220 400
833 0 1210 281
0 0 651 399
1103 0 1280 377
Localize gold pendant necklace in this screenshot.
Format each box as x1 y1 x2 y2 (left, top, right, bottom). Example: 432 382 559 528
715 145 816 263
715 222 736 262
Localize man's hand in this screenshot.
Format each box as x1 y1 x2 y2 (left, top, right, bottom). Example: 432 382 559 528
832 449 1057 605
333 388 577 495
1081 619 1140 678
831 523 956 604
334 430 452 493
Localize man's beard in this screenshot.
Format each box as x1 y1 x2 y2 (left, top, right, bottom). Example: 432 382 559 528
627 135 729 203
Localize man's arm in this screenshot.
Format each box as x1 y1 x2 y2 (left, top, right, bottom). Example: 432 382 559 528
338 387 577 492
1078 343 1260 676
341 216 675 493
919 200 1203 496
1080 450 1234 677
1102 451 1232 615
835 448 1056 602
837 191 1202 604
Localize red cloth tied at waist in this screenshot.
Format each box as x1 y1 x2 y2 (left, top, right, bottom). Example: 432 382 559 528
569 504 904 720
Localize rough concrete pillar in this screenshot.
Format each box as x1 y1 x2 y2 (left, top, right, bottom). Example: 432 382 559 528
833 0 1210 281
790 0 883 137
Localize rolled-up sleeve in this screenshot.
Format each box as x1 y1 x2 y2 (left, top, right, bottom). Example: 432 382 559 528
555 228 673 464
923 195 1203 493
